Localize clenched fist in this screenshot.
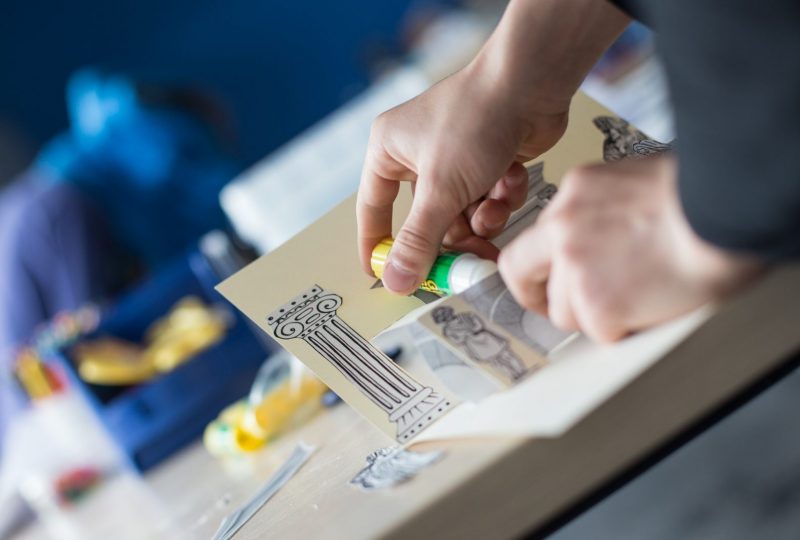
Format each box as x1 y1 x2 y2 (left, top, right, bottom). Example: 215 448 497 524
498 155 763 342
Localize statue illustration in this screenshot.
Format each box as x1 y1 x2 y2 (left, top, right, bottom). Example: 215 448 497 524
432 306 527 382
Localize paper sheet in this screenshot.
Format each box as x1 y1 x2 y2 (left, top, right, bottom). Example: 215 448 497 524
217 188 459 442
413 306 712 442
217 92 676 444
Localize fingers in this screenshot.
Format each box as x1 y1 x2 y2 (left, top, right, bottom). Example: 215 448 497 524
498 222 552 316
572 290 629 343
499 214 619 340
546 257 579 331
446 235 500 262
357 168 401 276
470 162 529 237
358 119 420 275
494 161 529 212
383 184 462 295
470 198 512 238
443 209 477 247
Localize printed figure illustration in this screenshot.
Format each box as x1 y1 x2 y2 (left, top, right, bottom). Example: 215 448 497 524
461 273 572 354
267 285 451 442
408 323 500 402
350 446 444 491
593 116 673 161
432 306 527 382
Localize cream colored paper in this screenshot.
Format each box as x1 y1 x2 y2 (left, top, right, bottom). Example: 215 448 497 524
218 92 625 443
217 188 459 442
413 307 712 442
417 295 549 387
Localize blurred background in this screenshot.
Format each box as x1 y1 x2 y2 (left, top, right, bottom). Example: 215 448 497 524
3 1 796 539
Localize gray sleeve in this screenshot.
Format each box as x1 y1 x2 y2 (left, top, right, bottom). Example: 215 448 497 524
650 0 800 260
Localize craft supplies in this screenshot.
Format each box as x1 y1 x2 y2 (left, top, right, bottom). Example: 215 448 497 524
212 443 316 540
371 237 498 296
72 296 229 385
204 352 327 457
350 446 445 490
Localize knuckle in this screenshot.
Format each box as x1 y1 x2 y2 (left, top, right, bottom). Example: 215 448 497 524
500 264 545 313
584 325 619 344
547 192 584 225
498 245 525 278
368 112 393 144
371 111 389 133
580 278 628 321
395 226 437 260
514 283 544 314
497 252 519 284
560 234 588 263
548 308 570 330
499 260 528 297
563 164 599 187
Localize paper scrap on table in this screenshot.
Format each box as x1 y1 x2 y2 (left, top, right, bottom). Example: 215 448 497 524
212 442 316 540
350 446 445 490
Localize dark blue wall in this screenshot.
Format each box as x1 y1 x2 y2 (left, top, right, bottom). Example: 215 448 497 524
1 0 417 164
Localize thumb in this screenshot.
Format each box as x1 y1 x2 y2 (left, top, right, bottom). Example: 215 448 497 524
383 192 459 295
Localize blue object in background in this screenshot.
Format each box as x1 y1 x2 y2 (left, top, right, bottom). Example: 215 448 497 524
36 70 235 269
1 0 418 166
52 248 271 471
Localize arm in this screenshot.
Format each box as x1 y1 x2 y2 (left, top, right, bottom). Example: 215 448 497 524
650 0 800 260
357 0 630 294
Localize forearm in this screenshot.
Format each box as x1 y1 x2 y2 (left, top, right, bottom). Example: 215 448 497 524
470 0 630 115
652 1 800 261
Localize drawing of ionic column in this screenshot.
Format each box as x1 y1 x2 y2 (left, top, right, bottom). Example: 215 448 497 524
267 285 450 442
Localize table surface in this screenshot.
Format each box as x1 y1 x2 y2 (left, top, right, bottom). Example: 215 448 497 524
15 264 799 540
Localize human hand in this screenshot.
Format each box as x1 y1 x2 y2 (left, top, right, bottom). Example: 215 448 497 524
498 155 764 342
356 0 630 295
357 61 569 294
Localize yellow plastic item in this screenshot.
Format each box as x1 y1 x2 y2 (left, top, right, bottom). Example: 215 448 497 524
370 237 394 279
204 374 328 457
15 349 57 400
250 375 328 442
73 338 155 385
203 400 250 457
145 297 227 372
73 296 229 386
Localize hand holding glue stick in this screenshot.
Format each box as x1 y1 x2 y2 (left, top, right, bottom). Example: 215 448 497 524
371 238 498 296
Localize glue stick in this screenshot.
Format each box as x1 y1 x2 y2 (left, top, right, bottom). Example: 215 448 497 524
371 237 498 296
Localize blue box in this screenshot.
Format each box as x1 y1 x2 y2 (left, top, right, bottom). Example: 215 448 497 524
54 249 271 471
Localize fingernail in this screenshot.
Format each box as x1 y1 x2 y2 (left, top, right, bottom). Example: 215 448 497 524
485 214 506 229
504 172 526 188
383 260 418 293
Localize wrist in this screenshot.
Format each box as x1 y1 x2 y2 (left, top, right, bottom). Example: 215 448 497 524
665 158 765 297
469 0 630 119
467 45 573 118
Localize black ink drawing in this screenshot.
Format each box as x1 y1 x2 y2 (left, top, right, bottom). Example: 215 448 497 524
461 273 572 355
494 162 557 249
267 285 451 442
350 446 444 490
408 323 499 401
593 116 673 162
432 306 527 382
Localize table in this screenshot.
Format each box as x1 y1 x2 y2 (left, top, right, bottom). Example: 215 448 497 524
13 265 800 539
111 264 800 539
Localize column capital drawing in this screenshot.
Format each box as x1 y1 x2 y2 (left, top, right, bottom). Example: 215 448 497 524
267 284 451 442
